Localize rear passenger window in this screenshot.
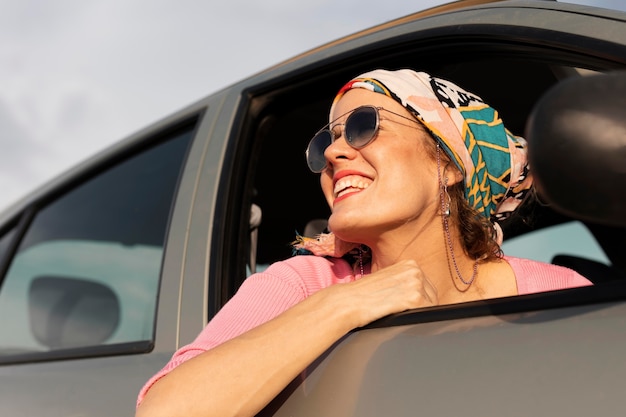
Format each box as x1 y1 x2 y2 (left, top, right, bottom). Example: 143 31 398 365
0 125 193 361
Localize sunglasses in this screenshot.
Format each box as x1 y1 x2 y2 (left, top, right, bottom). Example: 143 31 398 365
305 105 422 173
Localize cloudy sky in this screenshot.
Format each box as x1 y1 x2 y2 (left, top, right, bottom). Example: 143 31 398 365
0 0 624 213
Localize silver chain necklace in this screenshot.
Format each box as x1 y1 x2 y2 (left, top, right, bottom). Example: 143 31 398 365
356 147 477 286
358 246 365 278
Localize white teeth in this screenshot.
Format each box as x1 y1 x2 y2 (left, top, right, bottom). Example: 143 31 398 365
334 176 370 197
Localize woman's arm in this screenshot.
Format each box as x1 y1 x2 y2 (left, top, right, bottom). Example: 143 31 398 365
136 259 436 417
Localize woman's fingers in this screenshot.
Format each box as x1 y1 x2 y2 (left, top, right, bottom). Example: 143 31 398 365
348 260 438 326
389 259 438 307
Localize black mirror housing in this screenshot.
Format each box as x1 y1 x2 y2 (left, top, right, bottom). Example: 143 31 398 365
526 71 626 227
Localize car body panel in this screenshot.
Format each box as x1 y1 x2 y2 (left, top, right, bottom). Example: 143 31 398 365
266 293 626 416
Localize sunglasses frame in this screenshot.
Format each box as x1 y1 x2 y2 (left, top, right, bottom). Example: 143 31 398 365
305 105 422 173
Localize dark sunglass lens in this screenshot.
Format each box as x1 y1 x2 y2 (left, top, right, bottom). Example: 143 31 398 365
306 130 332 172
345 106 378 148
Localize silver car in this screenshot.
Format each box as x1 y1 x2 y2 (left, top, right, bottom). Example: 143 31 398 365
0 1 625 415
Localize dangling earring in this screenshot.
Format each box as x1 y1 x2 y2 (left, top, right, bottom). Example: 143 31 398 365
443 178 451 217
436 143 478 289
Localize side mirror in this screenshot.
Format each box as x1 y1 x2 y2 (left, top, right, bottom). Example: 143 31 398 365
526 71 626 227
29 276 120 349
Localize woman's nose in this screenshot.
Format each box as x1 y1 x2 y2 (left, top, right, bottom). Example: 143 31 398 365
324 131 358 167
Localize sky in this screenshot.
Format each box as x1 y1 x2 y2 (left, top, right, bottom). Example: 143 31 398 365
0 0 624 213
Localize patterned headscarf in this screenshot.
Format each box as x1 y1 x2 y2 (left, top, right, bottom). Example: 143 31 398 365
330 69 532 221
293 69 532 257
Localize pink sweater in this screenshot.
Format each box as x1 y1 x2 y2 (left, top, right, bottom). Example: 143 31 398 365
137 255 591 404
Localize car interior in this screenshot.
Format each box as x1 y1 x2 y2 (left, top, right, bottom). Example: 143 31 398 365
215 39 626 308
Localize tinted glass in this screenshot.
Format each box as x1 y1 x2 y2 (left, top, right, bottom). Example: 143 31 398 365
0 127 192 358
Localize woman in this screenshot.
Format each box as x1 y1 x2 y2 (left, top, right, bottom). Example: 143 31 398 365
135 69 591 417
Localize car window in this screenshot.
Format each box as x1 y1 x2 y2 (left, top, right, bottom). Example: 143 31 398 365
501 220 609 264
0 125 193 360
218 26 626 313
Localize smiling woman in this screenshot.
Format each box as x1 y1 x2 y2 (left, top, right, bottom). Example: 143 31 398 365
135 69 592 417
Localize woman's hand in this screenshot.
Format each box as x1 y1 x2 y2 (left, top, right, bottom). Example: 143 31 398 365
341 259 438 328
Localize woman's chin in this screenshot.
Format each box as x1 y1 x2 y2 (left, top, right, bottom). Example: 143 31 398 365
328 218 373 244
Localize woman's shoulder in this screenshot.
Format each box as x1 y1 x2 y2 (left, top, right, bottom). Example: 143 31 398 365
260 255 359 295
504 255 593 295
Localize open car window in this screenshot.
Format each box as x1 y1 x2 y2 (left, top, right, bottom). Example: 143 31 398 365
218 33 626 311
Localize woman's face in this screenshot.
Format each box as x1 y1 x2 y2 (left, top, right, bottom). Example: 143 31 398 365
320 89 443 244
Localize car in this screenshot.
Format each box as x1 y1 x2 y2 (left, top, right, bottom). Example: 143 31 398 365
0 0 625 415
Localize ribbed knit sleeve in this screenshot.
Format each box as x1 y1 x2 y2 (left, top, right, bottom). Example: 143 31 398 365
505 255 593 295
137 255 356 405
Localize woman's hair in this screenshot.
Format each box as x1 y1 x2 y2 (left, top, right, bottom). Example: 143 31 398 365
449 181 503 262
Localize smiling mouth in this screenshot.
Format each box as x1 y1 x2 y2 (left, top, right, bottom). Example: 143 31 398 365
334 175 371 199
